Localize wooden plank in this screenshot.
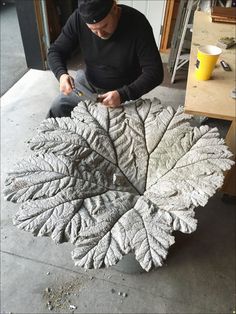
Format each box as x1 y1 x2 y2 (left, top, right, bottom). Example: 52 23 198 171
222 163 236 196
212 6 236 17
223 119 236 195
211 16 236 23
168 0 188 72
211 6 236 17
34 0 46 64
167 0 181 48
225 119 236 156
45 0 61 43
211 6 236 23
160 0 175 52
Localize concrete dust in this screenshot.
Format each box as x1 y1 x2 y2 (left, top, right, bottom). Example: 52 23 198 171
42 276 86 312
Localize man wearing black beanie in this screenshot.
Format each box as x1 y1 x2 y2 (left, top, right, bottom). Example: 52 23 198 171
47 0 163 118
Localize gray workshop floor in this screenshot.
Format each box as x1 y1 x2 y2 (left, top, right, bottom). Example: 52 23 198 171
1 69 235 314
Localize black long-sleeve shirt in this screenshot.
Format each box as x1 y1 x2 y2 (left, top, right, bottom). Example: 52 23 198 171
48 5 163 102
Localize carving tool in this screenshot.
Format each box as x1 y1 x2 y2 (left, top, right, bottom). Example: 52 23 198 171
220 60 232 71
231 89 236 99
73 80 98 102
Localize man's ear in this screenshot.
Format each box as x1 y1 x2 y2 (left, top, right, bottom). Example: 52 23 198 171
112 1 118 14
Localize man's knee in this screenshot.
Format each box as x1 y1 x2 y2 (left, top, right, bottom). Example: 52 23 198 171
75 69 86 85
47 93 78 118
46 70 90 119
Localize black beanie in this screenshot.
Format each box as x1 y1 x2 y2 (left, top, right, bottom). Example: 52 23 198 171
78 0 114 24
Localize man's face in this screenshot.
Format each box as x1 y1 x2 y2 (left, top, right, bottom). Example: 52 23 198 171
86 5 119 40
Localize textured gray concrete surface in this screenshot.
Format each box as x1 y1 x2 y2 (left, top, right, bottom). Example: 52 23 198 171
1 69 235 314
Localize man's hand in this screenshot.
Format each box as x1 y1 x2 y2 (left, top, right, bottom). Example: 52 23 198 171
98 91 121 108
59 74 75 95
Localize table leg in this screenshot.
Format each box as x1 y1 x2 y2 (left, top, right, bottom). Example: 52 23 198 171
221 119 236 196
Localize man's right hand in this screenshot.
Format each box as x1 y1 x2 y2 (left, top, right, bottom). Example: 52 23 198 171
59 74 75 95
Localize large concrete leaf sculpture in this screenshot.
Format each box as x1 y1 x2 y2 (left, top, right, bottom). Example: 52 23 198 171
4 98 234 271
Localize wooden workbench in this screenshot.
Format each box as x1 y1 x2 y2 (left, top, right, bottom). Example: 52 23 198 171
184 11 236 196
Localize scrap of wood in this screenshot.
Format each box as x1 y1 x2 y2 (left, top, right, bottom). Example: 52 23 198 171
211 6 236 24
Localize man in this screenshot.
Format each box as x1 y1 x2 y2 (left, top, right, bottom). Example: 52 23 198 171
47 0 163 118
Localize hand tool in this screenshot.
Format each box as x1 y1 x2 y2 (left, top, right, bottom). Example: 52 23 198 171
220 60 232 71
73 80 98 102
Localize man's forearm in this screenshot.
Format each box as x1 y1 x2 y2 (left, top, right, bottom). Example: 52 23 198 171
117 65 164 103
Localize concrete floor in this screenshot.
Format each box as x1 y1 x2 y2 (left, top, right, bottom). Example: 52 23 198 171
1 69 235 314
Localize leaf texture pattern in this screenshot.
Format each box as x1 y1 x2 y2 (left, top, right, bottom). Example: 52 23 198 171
4 98 234 271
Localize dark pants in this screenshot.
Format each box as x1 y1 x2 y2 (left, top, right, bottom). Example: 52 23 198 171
47 70 106 118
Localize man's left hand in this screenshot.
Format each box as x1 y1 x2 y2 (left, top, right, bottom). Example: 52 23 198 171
98 91 121 108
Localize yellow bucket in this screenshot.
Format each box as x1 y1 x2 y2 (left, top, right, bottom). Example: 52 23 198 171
195 45 222 80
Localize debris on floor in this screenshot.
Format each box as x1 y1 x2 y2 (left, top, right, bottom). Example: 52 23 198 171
111 288 128 298
42 277 84 312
